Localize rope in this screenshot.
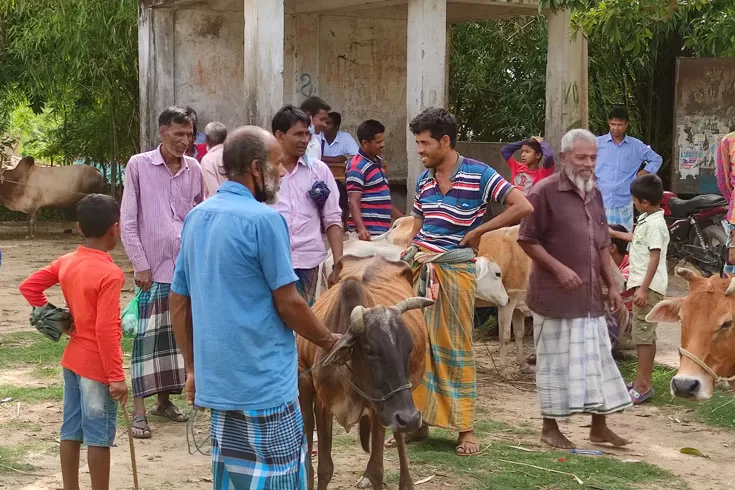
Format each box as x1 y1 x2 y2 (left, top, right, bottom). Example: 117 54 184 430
185 406 211 456
679 347 735 384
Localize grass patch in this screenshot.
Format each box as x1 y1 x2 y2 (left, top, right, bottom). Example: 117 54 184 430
407 428 684 490
0 445 37 474
0 385 63 403
3 419 43 433
0 331 134 368
618 360 735 429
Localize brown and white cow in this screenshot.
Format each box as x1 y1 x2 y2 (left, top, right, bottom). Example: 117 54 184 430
647 267 735 400
0 156 104 237
298 255 433 490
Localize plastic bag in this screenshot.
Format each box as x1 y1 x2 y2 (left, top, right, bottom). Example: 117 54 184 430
121 292 140 338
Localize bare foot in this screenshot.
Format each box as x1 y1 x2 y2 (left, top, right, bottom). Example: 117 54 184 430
541 424 575 449
456 430 479 456
589 426 630 446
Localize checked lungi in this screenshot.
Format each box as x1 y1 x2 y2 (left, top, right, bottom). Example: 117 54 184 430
533 314 632 418
295 267 319 307
211 400 308 490
605 203 635 233
131 282 185 398
405 246 477 432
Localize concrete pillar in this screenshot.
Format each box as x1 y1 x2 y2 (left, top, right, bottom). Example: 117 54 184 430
406 0 447 208
138 4 175 151
544 9 588 159
244 0 285 129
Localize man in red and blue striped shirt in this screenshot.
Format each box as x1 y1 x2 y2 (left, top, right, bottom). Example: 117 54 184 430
346 120 404 240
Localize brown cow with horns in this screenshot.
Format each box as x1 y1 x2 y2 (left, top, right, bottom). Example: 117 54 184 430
298 255 433 490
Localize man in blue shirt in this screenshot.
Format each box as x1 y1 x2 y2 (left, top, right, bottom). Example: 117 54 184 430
595 107 663 232
170 126 339 490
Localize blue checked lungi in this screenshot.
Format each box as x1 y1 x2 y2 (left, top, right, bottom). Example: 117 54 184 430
294 267 319 307
724 223 735 276
131 282 185 398
211 400 308 490
605 203 635 233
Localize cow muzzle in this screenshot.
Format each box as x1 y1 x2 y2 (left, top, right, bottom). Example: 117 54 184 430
390 407 422 433
670 376 702 399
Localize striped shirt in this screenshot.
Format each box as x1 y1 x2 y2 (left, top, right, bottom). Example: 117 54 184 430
412 156 514 252
346 150 392 236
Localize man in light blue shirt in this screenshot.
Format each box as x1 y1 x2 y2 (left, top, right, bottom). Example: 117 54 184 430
595 106 663 231
321 112 359 166
169 126 339 490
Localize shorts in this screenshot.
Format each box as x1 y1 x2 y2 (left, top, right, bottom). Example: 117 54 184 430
61 368 118 447
631 288 664 345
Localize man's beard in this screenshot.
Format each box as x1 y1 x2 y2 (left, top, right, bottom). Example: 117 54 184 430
564 166 593 194
255 164 280 205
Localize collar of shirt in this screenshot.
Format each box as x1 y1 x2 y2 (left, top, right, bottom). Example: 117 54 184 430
75 246 113 262
150 145 191 171
427 154 464 180
604 133 630 145
357 149 383 167
636 209 664 225
218 181 255 199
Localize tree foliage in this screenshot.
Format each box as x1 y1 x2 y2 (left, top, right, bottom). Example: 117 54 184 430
0 0 139 194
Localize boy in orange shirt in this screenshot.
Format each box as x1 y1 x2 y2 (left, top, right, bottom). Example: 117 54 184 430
19 194 127 490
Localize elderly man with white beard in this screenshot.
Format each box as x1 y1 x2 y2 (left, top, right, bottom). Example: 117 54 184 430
517 129 632 449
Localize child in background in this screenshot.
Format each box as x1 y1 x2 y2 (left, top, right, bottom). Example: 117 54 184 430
19 194 127 490
609 174 669 404
500 136 555 195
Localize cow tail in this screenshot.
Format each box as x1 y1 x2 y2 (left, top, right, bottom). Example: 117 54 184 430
359 415 371 453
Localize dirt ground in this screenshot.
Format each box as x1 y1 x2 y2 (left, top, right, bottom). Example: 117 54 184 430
0 222 733 490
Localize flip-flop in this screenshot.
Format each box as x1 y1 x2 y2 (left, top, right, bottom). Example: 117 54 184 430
151 403 189 422
629 387 654 405
455 440 480 457
626 381 633 390
131 416 152 439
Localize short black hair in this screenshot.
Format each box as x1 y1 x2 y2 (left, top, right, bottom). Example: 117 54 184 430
630 173 663 205
300 96 330 116
610 224 629 256
271 105 310 134
76 194 120 238
158 106 193 128
522 138 543 155
608 106 629 121
357 119 385 144
222 127 269 179
184 106 198 134
409 107 458 148
328 111 342 128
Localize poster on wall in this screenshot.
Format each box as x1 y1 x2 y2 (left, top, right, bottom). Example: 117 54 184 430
673 58 735 195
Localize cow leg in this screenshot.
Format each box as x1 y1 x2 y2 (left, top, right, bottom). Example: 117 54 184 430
497 302 514 372
315 400 334 490
362 411 385 490
511 308 530 373
395 432 414 490
299 378 316 490
27 209 38 239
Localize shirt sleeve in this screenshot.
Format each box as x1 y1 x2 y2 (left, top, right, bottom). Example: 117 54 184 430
345 158 365 194
517 188 546 245
171 221 190 297
119 158 151 273
481 167 514 204
95 270 126 383
646 220 667 251
640 141 663 174
411 176 424 218
500 141 523 162
256 214 299 291
320 166 344 229
539 140 555 169
19 260 61 307
345 135 359 156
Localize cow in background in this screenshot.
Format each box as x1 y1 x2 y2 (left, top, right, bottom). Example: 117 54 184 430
299 255 432 490
647 268 735 400
0 156 104 237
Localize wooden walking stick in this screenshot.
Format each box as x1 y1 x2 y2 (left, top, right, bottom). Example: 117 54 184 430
120 404 140 490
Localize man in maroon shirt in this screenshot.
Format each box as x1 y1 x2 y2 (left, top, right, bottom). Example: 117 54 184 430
518 129 631 449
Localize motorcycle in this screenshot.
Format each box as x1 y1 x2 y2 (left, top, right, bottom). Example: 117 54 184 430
661 191 728 277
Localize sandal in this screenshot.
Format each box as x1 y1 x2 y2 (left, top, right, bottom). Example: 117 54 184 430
629 387 654 405
455 436 480 457
131 416 152 439
151 402 189 422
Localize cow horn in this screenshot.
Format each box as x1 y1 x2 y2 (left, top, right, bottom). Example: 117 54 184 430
350 305 367 334
726 277 735 297
395 297 435 313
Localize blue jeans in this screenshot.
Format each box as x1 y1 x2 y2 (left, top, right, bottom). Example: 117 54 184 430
61 369 118 447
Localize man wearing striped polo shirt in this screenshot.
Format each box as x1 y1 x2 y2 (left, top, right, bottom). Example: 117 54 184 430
346 119 404 240
402 108 533 456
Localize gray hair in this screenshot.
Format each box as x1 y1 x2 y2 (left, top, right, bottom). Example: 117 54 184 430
222 126 270 179
205 122 228 146
560 128 596 153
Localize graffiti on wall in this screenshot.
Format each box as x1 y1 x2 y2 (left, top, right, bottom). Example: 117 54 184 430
676 116 730 179
300 73 313 97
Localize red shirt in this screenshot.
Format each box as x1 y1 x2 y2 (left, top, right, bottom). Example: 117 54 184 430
507 157 555 195
19 247 126 385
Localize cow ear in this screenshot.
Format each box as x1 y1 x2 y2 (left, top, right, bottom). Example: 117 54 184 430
646 298 683 323
320 331 357 367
